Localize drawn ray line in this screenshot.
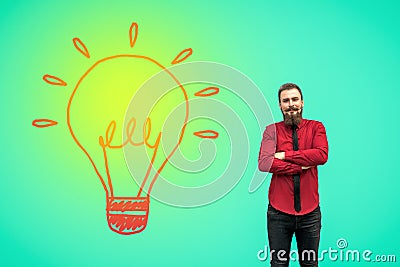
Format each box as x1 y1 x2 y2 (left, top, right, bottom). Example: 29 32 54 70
172 48 192 65
193 130 219 139
32 119 58 128
195 86 220 97
43 74 67 86
129 22 139 48
73 37 90 58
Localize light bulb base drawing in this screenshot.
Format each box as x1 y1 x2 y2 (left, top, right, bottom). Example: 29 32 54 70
106 196 150 235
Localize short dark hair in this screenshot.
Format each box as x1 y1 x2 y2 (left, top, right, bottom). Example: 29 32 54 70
278 83 303 102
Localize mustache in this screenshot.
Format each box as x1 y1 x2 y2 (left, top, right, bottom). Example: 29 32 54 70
284 106 301 112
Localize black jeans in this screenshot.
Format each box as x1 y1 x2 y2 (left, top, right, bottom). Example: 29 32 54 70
267 204 321 267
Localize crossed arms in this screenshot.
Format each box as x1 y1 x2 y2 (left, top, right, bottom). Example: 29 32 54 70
258 122 328 175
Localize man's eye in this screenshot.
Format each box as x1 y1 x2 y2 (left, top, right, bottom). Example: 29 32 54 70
282 100 288 103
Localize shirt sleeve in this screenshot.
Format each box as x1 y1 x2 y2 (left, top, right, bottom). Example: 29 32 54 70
285 122 328 166
258 125 303 175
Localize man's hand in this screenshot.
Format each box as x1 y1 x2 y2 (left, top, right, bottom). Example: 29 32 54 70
274 152 285 160
274 152 314 170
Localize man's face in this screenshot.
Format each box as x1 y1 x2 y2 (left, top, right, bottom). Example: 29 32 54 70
279 88 304 126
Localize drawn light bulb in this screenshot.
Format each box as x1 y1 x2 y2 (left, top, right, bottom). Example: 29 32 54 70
32 22 217 235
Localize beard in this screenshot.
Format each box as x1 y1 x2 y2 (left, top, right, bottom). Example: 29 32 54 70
282 107 303 126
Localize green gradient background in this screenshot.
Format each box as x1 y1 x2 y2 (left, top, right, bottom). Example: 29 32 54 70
1 0 399 266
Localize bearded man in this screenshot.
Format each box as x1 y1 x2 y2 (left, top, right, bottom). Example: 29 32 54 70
258 83 329 267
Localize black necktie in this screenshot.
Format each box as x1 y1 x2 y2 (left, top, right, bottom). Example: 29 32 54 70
292 125 301 212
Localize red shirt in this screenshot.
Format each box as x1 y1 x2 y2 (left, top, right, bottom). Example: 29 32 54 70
258 119 328 215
